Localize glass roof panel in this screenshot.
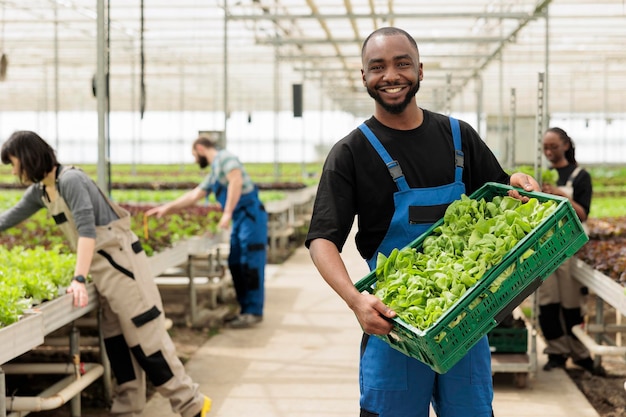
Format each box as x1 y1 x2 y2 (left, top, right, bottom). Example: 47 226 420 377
0 0 624 118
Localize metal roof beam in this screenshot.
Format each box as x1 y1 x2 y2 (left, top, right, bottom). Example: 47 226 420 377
259 36 505 45
7 13 623 25
227 12 533 21
279 53 492 60
467 1 552 79
298 0 356 82
294 67 473 74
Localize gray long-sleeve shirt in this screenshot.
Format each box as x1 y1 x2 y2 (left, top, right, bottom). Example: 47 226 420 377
0 165 118 239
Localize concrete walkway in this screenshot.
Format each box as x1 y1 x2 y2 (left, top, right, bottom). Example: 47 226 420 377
141 234 600 417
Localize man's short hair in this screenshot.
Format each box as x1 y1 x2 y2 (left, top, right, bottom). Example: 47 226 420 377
193 135 218 149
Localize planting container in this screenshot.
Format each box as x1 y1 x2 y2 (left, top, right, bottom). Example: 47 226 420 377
355 182 588 373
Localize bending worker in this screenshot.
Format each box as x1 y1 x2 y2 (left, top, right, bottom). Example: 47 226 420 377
0 131 211 417
147 135 267 329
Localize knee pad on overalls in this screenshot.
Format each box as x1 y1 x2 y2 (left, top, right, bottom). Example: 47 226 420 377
539 303 564 340
127 306 174 387
243 242 266 290
104 334 137 384
130 345 174 387
562 307 583 336
243 264 260 291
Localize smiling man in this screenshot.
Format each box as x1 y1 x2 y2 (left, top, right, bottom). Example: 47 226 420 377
306 27 539 417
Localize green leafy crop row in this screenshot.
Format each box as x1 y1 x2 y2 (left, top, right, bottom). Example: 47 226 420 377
0 245 76 327
0 203 221 328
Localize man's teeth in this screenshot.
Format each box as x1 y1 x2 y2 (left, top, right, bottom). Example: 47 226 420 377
386 87 402 93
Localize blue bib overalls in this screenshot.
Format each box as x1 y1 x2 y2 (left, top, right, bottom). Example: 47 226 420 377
357 119 493 417
213 181 268 316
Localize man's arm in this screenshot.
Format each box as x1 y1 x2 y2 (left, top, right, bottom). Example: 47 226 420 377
309 238 396 335
218 168 243 229
507 172 541 202
145 186 207 218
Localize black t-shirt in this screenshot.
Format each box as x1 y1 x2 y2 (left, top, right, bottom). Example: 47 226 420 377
555 164 592 216
305 109 510 260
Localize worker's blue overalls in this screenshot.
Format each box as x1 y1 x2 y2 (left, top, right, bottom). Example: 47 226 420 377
213 181 267 317
358 118 493 417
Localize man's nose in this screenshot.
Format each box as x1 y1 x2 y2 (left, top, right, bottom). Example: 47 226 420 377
383 67 400 82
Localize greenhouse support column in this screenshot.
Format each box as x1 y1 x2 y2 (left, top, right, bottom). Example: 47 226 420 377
497 10 504 166
106 0 112 197
318 77 324 161
54 2 60 150
70 326 81 417
444 73 451 115
498 51 504 163
179 62 186 170
535 73 545 182
223 1 229 147
297 73 306 179
474 76 483 137
507 88 516 169
130 41 137 175
0 366 6 417
96 0 108 193
273 34 280 181
543 5 550 129
98 307 113 405
300 108 306 179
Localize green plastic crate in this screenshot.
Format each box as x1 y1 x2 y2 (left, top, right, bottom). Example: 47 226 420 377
488 327 528 353
354 182 589 374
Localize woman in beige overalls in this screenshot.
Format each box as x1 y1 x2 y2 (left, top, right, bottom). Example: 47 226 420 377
0 131 212 417
537 127 600 375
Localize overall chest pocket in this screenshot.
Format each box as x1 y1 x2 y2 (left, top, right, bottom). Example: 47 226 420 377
408 203 449 225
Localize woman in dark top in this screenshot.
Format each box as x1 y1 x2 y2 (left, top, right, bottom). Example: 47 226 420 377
537 127 600 375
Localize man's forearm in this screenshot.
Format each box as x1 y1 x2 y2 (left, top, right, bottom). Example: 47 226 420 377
309 238 362 309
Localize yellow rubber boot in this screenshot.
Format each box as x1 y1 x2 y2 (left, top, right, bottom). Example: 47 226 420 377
195 396 212 417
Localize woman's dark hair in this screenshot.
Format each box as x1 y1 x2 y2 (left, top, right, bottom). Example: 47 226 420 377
1 131 58 183
546 127 577 165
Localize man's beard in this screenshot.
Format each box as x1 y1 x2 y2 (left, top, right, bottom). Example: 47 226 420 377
367 79 420 115
197 156 209 169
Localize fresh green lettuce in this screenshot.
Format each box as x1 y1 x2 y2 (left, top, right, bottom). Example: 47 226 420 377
374 195 557 331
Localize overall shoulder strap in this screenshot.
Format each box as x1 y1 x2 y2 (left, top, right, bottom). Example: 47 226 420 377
448 116 464 182
566 166 583 188
358 123 409 191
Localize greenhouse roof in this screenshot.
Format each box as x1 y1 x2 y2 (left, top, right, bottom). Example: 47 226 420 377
0 0 625 118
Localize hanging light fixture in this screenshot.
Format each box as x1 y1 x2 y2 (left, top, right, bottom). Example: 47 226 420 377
0 4 6 81
0 53 7 81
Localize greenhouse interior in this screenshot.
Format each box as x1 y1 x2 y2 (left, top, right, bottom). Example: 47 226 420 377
1 0 626 166
0 1 625 417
